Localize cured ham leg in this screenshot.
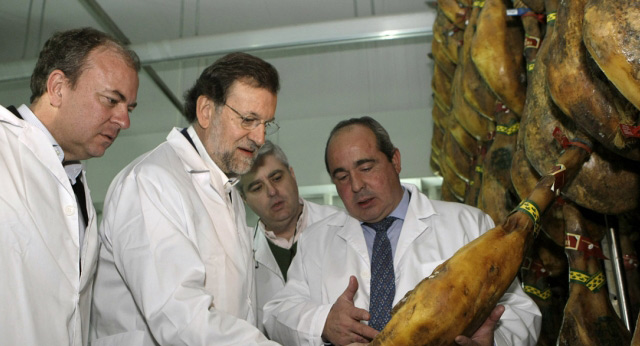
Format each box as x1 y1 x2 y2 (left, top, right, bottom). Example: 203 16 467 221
471 0 526 115
480 105 520 224
461 5 498 121
371 146 591 345
520 234 567 346
557 203 632 345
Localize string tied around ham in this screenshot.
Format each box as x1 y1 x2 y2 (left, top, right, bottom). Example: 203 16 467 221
564 233 608 260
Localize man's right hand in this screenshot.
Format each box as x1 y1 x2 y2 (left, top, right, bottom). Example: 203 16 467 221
322 276 379 346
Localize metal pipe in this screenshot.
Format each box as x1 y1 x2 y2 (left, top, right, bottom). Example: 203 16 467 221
606 218 632 330
78 0 184 113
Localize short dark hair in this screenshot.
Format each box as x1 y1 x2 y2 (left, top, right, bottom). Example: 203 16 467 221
30 27 140 103
183 52 280 123
324 116 396 174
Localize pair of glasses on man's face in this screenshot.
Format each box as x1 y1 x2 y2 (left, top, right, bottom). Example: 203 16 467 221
225 103 279 135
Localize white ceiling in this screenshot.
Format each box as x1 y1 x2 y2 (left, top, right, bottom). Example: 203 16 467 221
0 0 436 205
1 0 430 63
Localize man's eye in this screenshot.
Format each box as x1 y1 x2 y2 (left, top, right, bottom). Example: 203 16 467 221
272 174 282 182
242 118 259 128
335 174 348 182
249 184 262 193
101 96 114 105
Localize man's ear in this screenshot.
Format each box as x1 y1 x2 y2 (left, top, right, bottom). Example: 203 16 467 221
195 95 214 129
289 166 297 180
47 70 67 107
391 148 402 174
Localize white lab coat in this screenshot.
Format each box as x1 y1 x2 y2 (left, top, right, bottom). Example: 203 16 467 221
0 105 99 346
264 184 541 346
254 199 341 334
90 127 278 345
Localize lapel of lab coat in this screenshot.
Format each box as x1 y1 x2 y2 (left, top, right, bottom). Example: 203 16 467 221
394 184 434 267
3 108 81 286
254 223 283 281
166 128 249 273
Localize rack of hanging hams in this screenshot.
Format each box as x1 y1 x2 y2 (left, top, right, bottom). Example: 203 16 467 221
373 0 640 344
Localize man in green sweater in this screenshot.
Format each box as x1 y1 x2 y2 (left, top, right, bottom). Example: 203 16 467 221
239 140 341 335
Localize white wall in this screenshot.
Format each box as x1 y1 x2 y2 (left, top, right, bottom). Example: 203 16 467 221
0 36 435 214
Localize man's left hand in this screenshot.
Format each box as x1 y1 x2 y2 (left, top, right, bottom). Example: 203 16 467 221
454 305 505 346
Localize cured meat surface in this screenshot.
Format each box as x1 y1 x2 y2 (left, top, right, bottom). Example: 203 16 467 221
583 0 640 112
372 147 591 345
545 0 640 161
471 0 526 115
557 204 632 346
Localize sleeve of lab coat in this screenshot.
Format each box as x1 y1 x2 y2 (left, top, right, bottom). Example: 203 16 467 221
494 278 542 346
103 170 279 345
262 231 332 346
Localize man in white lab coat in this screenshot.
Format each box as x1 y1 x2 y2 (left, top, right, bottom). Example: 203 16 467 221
0 28 140 346
263 116 542 346
90 52 282 345
238 140 341 334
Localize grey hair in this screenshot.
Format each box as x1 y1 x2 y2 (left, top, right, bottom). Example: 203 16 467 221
237 140 289 193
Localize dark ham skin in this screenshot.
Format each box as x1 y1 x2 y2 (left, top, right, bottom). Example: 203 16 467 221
544 0 640 161
437 0 467 30
431 39 456 80
432 63 453 110
520 0 640 215
510 147 539 202
519 232 567 346
522 80 640 215
443 125 474 183
557 203 632 346
480 107 520 224
520 0 545 13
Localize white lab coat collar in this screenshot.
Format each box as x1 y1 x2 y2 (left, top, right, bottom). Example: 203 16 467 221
166 127 251 272
335 183 436 266
16 104 83 183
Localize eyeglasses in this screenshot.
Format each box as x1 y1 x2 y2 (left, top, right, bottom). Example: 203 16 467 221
224 103 279 135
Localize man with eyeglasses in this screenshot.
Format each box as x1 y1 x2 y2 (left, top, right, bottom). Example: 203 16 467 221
90 52 282 345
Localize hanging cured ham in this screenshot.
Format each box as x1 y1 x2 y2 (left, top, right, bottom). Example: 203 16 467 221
461 5 498 121
437 0 467 29
471 0 526 116
480 105 520 224
544 0 640 161
556 203 632 345
583 0 640 113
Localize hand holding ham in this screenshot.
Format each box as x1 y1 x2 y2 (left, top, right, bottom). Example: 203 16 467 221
455 305 505 346
322 276 379 345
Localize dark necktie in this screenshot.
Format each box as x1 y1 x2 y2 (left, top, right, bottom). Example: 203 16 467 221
71 178 88 226
365 216 397 331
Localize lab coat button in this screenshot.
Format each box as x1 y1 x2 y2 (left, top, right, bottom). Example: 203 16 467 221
64 205 76 216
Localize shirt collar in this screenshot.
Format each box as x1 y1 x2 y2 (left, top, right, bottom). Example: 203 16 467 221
17 104 83 182
260 197 306 249
360 186 410 225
